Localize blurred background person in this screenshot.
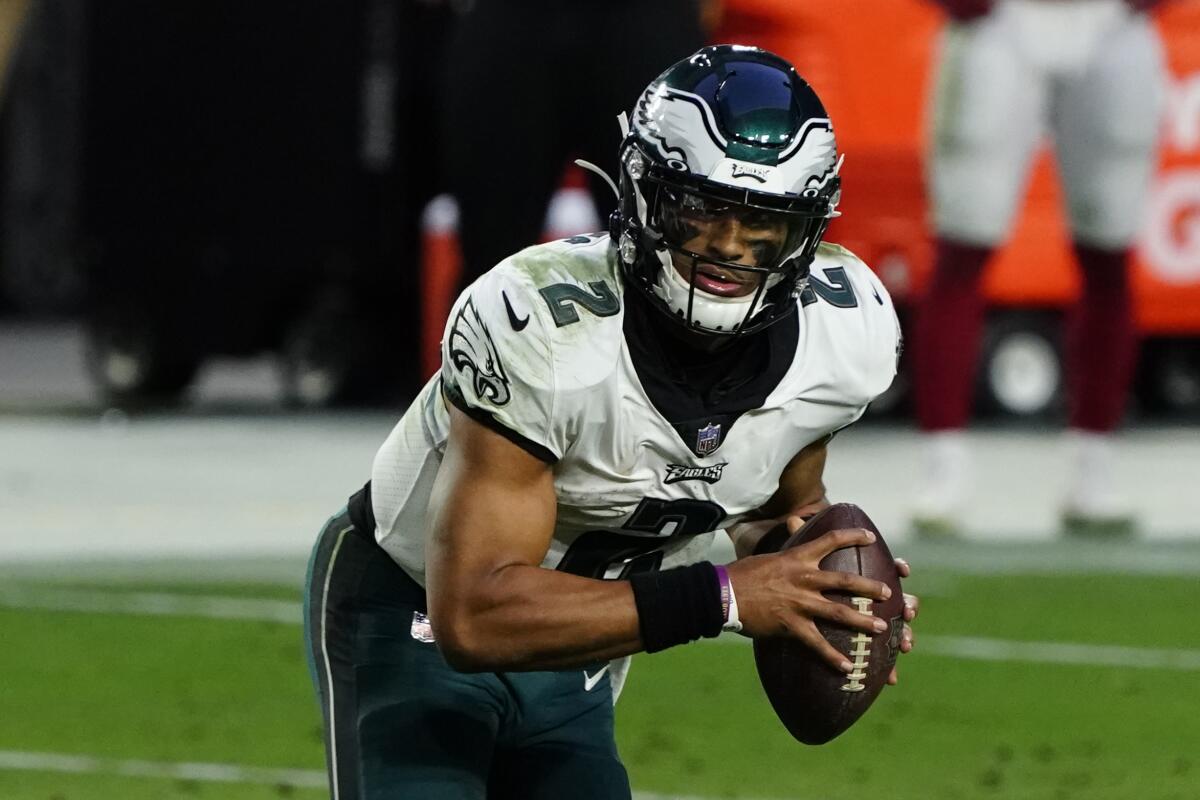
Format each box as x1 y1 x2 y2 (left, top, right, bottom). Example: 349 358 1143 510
911 0 1170 536
438 0 712 292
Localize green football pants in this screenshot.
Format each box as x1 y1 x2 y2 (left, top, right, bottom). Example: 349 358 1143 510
304 508 632 799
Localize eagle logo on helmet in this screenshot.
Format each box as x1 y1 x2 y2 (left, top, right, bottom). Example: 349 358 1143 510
786 120 838 193
448 297 512 406
632 81 838 195
634 86 727 177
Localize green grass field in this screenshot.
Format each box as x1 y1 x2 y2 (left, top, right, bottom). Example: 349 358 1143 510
2 546 1199 800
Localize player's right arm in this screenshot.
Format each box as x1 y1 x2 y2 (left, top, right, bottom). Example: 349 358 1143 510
425 399 647 672
426 262 657 671
425 406 890 674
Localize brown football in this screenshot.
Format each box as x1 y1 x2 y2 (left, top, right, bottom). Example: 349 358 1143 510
751 503 905 745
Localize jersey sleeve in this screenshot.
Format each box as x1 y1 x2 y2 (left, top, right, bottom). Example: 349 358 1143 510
809 244 903 412
440 261 564 463
847 261 903 407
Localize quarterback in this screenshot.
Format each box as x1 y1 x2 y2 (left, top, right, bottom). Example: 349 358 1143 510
305 45 918 799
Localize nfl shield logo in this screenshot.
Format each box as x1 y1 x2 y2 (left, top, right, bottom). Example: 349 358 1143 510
696 423 721 456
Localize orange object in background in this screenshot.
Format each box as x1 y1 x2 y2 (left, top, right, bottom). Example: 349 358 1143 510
419 175 601 381
1140 0 1200 332
420 196 463 381
716 0 1200 333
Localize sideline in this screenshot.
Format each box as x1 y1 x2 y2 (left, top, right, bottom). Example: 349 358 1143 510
4 586 1200 672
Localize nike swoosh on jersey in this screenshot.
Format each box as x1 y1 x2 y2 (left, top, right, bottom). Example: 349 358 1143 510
583 664 610 692
502 291 530 331
872 285 883 305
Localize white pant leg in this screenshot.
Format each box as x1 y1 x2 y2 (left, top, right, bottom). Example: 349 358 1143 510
927 11 1047 246
1052 10 1167 249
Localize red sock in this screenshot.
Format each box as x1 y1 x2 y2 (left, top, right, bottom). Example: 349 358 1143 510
913 238 993 431
1066 243 1138 432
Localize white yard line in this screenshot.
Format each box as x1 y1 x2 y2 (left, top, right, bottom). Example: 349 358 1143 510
5 586 1200 672
0 750 761 800
0 587 300 623
916 635 1200 671
892 542 1200 576
0 750 326 789
712 632 1200 671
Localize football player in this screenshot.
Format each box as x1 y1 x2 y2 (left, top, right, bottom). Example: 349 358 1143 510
914 0 1170 536
305 45 918 799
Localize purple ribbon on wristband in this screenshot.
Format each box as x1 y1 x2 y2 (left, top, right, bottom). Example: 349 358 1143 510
714 564 732 625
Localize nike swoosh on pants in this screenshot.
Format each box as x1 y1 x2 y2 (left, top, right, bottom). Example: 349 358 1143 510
583 664 609 691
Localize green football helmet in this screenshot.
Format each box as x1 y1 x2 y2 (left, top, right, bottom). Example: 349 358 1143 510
612 45 842 336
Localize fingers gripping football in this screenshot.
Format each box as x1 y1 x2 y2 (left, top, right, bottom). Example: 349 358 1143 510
726 526 892 671
888 562 919 685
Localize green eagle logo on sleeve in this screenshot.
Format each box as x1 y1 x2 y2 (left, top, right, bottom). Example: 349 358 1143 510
448 296 512 406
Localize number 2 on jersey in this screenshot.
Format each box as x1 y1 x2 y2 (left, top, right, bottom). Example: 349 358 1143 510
557 497 726 579
538 280 620 327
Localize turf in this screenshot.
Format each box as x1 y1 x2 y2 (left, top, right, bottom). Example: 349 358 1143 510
0 770 326 800
0 608 320 766
1 568 1198 800
618 645 1199 799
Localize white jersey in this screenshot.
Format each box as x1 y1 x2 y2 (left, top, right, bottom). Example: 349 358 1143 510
369 233 900 587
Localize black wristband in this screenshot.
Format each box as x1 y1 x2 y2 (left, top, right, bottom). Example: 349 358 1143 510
629 561 724 653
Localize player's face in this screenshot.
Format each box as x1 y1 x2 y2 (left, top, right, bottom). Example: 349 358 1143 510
662 193 790 298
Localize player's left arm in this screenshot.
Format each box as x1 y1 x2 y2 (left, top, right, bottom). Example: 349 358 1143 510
726 436 832 561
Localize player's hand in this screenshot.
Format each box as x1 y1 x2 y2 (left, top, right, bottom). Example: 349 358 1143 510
935 0 995 21
887 557 919 686
728 499 827 560
727 516 893 673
